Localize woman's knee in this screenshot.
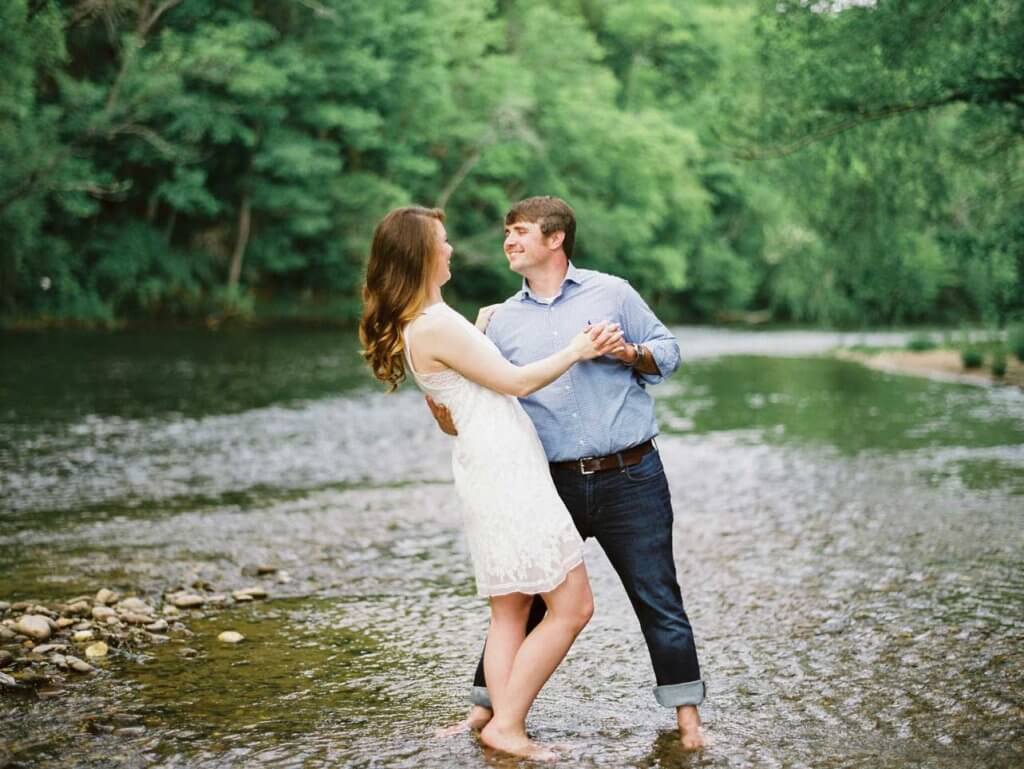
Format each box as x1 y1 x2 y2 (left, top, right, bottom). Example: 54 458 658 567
552 585 593 633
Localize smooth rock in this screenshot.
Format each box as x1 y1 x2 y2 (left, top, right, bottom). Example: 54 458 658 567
56 618 77 629
66 655 95 673
276 571 292 584
33 644 67 654
11 602 32 612
0 627 16 641
104 615 121 626
31 605 56 617
233 587 267 600
0 671 16 687
170 594 205 609
206 594 229 606
0 650 13 668
95 589 119 605
233 593 253 603
121 612 151 625
84 642 109 659
51 653 67 667
65 601 90 616
217 631 244 644
73 630 95 642
144 619 168 632
178 647 199 658
118 597 152 614
15 615 51 641
0 601 10 612
162 605 181 617
92 606 116 622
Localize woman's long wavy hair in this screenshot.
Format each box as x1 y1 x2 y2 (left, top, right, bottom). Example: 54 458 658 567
359 206 445 391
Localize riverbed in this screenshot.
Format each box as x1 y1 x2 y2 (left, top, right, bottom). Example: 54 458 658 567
1 326 1022 768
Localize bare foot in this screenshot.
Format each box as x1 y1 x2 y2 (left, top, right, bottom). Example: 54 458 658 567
480 722 558 762
677 705 708 751
435 705 493 737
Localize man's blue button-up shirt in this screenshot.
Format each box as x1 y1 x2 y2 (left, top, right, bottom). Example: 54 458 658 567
486 262 680 462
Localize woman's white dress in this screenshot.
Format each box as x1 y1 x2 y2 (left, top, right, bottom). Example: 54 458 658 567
404 303 584 597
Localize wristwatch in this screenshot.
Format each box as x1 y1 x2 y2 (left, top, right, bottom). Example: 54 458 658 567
627 343 643 368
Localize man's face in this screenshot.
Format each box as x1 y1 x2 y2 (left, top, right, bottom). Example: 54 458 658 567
503 219 560 275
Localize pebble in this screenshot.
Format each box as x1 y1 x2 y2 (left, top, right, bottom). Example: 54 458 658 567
0 626 16 641
15 615 52 641
118 597 152 614
0 671 16 687
162 605 181 617
0 601 10 612
241 564 278 577
65 601 91 616
171 594 205 609
121 612 152 625
144 619 168 632
217 631 244 644
85 642 109 659
33 644 67 654
233 587 267 600
0 650 13 668
11 602 32 612
56 618 77 629
92 606 116 622
65 655 95 674
178 647 199 658
73 630 95 642
95 589 120 605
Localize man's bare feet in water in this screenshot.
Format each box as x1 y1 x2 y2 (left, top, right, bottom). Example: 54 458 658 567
479 720 558 762
434 705 492 738
677 705 708 750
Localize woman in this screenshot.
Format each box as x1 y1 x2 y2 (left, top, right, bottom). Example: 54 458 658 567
359 206 623 760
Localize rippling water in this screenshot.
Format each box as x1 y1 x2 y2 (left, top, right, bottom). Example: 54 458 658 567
1 327 1022 768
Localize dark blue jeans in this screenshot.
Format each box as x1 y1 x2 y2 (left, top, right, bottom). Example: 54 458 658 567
471 446 705 708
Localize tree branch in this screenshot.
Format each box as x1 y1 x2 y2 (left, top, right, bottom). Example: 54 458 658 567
732 91 970 160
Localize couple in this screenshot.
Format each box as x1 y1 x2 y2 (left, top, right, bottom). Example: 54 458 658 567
359 196 705 760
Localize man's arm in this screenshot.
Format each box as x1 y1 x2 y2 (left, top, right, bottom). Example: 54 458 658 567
613 279 680 384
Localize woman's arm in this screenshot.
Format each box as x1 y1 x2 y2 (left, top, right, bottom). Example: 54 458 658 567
412 312 620 397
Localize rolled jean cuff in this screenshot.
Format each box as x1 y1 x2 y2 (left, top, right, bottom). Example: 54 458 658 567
470 685 493 710
654 679 706 707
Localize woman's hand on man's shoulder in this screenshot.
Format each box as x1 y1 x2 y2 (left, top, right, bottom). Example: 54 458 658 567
475 303 502 332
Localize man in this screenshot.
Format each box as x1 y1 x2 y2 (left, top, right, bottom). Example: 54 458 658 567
429 196 706 749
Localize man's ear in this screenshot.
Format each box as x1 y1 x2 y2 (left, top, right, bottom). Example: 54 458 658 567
545 230 565 251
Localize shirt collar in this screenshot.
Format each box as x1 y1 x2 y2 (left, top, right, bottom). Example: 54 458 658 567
515 262 587 302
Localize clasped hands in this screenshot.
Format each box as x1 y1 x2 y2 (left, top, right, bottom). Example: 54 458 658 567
426 320 633 437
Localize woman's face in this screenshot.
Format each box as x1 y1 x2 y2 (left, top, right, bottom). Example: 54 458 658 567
430 218 453 287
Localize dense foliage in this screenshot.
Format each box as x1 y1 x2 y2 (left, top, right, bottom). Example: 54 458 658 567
2 0 1021 326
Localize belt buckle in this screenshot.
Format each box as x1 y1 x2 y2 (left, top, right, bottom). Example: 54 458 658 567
578 456 596 475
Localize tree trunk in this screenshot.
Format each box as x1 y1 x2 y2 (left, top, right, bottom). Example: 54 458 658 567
227 194 251 291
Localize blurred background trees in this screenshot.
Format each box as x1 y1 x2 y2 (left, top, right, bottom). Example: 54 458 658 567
2 0 1020 327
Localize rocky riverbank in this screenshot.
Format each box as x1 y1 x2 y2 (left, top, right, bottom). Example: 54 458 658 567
836 348 1024 388
0 569 282 698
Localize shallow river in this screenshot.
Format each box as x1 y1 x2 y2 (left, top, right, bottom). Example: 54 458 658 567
1 326 1022 768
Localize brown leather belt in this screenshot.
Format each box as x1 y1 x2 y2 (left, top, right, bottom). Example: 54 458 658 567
550 439 655 476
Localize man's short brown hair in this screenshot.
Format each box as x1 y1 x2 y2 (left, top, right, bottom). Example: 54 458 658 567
505 196 576 258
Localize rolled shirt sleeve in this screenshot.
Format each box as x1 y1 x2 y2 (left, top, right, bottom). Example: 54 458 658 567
617 279 680 385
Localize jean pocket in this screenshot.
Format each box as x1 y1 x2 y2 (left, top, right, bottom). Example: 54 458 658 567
624 449 664 482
